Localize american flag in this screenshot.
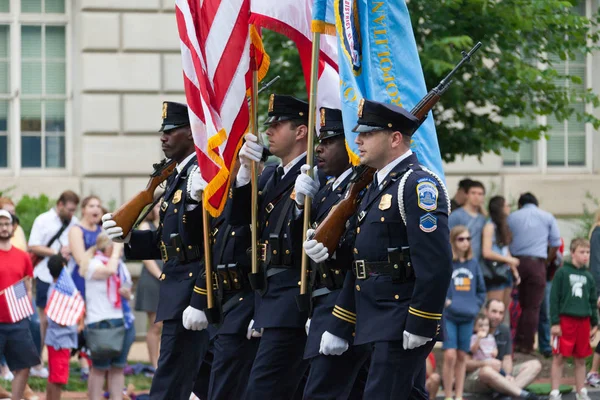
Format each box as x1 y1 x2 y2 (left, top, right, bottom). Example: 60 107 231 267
175 0 264 217
0 280 34 323
45 269 85 327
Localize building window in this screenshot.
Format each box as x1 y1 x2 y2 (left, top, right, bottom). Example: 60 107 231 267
0 0 68 171
501 116 537 167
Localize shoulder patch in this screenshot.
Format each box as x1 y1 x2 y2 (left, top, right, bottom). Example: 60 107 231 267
416 179 438 212
419 213 438 233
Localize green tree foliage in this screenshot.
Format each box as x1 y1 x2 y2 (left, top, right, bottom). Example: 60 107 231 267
259 0 600 162
16 194 53 238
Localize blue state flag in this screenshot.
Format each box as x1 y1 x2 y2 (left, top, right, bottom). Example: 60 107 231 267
312 0 336 35
334 0 444 179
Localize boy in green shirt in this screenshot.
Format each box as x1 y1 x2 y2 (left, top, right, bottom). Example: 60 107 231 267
549 238 597 400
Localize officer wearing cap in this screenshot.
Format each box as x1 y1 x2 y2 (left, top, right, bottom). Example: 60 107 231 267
102 101 211 400
294 107 370 399
304 99 452 398
228 94 314 399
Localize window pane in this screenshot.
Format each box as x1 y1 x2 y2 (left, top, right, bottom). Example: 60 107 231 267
21 136 41 167
0 1 9 12
45 0 65 13
0 26 9 95
21 26 42 58
0 135 6 167
21 99 41 132
546 135 565 166
567 135 586 166
45 135 64 167
0 99 7 131
45 61 65 94
45 26 65 58
45 100 64 132
22 61 42 94
21 0 42 13
0 25 8 57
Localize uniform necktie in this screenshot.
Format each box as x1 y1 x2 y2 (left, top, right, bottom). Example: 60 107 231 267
273 166 284 186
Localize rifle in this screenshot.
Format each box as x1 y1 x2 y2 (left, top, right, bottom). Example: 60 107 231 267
111 158 176 239
312 42 482 251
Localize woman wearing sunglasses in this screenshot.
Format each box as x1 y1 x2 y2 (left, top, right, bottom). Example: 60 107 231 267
442 225 487 400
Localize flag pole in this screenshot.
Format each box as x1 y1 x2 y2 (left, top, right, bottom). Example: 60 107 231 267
296 31 321 312
202 206 221 324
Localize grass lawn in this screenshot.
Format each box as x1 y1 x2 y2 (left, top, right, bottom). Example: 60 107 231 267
0 363 153 393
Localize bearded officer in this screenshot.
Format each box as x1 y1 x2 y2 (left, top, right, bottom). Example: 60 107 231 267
297 107 370 399
303 99 452 399
102 102 211 400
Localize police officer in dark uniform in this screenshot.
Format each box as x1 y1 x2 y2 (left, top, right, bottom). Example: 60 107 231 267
228 94 315 399
297 107 370 399
305 99 452 399
102 102 211 400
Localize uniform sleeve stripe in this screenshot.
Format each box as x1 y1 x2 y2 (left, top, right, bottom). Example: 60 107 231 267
408 308 441 320
193 287 207 295
333 305 356 318
408 307 442 317
332 310 356 324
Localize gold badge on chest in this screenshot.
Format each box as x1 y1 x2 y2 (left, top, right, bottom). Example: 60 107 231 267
173 189 183 204
379 194 392 210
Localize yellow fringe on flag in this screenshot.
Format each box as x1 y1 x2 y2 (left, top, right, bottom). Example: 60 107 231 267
249 24 271 83
203 128 230 217
345 140 360 166
311 20 336 36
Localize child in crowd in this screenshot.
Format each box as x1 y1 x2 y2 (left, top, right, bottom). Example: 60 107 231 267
470 314 497 361
45 255 83 400
550 238 597 400
442 225 487 400
425 351 441 400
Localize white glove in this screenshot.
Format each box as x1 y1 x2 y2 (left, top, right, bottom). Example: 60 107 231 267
189 169 208 202
403 330 432 350
236 134 263 187
303 229 329 263
246 319 263 339
305 318 311 335
294 164 320 207
182 306 208 331
101 213 131 243
319 331 349 356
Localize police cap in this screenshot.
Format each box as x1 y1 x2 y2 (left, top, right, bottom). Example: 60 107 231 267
159 101 190 132
318 107 344 141
264 94 309 125
353 99 420 136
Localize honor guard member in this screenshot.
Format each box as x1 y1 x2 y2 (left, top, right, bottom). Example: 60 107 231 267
298 107 370 399
305 100 452 399
193 191 258 400
102 102 211 400
228 94 315 399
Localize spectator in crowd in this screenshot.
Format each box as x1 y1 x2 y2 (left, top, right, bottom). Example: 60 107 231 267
587 210 600 387
134 202 163 371
508 192 561 354
425 351 441 400
450 178 474 213
28 190 79 377
0 197 27 251
539 238 564 358
45 255 81 400
470 314 497 361
443 225 486 400
68 195 103 380
482 196 521 311
449 180 487 261
549 238 596 400
0 210 40 400
84 234 135 400
464 299 542 400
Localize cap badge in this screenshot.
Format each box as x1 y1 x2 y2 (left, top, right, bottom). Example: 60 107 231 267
320 108 326 127
268 94 275 112
357 98 365 118
162 102 168 120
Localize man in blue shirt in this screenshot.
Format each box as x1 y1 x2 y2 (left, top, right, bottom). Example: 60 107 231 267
449 180 487 261
508 192 561 353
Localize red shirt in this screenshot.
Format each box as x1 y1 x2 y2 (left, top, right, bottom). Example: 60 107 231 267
0 246 34 291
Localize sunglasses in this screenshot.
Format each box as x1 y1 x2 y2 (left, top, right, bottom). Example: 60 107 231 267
456 237 471 242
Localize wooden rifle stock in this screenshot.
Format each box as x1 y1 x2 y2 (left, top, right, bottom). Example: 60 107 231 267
312 42 482 252
112 159 176 238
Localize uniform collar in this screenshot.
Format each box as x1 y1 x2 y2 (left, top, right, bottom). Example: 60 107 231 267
280 152 307 178
176 153 196 174
376 149 413 188
332 168 353 191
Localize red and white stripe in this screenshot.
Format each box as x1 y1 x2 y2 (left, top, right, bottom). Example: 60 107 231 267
250 0 340 122
46 290 85 327
175 0 251 216
5 283 33 323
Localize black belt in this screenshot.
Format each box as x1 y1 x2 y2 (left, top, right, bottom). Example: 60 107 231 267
516 255 546 262
353 259 414 282
160 241 201 263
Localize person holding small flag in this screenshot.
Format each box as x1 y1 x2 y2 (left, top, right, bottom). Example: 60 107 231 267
0 209 40 400
44 255 84 400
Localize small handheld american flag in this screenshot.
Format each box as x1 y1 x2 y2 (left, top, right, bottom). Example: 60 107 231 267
0 280 34 323
45 269 85 327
